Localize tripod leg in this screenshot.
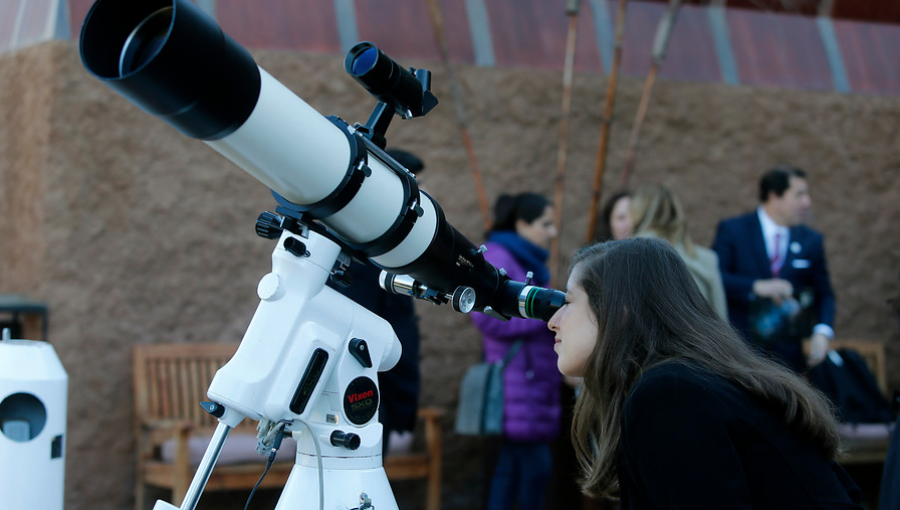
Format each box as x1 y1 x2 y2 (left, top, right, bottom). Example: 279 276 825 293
151 422 232 510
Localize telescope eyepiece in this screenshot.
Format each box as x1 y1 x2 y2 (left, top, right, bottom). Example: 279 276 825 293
519 286 566 322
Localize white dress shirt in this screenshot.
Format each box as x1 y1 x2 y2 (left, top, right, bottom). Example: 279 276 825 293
756 207 834 339
757 207 788 274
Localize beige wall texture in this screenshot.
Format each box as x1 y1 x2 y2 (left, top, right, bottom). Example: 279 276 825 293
1 41 899 510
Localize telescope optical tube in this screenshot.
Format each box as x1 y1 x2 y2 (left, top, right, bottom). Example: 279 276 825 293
79 0 562 320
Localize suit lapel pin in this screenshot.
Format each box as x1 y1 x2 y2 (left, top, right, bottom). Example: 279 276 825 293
790 241 801 254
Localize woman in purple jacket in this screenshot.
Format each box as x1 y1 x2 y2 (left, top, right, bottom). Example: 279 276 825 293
471 192 561 510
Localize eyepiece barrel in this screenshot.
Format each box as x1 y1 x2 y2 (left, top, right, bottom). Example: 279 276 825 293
518 286 566 321
496 282 565 321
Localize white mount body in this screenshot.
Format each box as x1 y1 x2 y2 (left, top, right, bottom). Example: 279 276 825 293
154 227 402 510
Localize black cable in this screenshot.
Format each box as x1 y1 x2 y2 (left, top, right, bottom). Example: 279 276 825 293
243 427 285 510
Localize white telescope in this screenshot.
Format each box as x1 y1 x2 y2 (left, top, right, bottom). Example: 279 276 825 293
79 2 565 509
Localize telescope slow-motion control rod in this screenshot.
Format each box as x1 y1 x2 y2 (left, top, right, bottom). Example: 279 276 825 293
80 1 565 509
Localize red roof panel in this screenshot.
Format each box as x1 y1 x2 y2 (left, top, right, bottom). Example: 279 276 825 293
834 19 900 95
485 0 586 71
728 9 832 90
0 1 21 53
355 0 442 62
617 1 722 82
217 0 340 53
53 0 900 96
659 4 721 83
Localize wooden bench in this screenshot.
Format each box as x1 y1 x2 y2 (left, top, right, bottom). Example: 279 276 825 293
133 343 443 510
803 339 893 465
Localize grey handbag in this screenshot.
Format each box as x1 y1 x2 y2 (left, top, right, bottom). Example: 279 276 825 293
454 341 523 436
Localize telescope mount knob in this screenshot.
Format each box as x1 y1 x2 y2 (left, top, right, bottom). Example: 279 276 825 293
451 286 476 314
256 211 284 239
330 430 361 450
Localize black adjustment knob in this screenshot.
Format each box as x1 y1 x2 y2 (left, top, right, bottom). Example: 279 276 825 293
349 338 373 368
256 211 284 239
200 401 225 418
330 430 361 450
283 237 309 257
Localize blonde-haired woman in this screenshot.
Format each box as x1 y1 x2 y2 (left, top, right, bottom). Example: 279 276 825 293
630 183 727 319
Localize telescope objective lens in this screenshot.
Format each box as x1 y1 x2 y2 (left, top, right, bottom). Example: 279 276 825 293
119 7 173 76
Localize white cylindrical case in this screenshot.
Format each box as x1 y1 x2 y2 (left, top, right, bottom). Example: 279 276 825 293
0 339 68 510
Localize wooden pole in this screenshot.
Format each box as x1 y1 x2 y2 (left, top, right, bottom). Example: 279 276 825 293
425 0 492 230
619 0 683 190
584 0 629 244
549 0 582 286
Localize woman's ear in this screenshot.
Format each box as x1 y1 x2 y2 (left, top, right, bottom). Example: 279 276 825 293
514 217 529 234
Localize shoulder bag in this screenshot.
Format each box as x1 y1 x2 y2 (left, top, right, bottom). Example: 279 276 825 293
454 340 523 437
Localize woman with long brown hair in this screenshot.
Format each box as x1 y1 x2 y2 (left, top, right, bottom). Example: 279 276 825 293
547 238 861 509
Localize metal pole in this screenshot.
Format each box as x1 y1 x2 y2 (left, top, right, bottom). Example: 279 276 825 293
584 0 629 244
619 0 682 189
425 0 492 230
549 0 583 286
179 422 232 510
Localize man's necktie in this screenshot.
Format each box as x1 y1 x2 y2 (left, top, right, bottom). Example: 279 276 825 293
770 232 782 277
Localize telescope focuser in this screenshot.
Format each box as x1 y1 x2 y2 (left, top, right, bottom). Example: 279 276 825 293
379 272 475 312
378 270 564 321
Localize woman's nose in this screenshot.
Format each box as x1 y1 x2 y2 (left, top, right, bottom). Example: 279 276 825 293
547 312 560 331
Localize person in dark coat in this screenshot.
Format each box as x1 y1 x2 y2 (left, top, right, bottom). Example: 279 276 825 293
326 148 424 452
881 277 900 508
547 238 862 509
471 192 561 510
711 165 836 372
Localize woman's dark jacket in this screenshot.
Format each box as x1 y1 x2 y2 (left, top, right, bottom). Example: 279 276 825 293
618 363 862 509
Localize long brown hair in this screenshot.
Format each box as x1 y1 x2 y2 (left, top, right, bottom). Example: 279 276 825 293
569 238 840 499
629 183 695 256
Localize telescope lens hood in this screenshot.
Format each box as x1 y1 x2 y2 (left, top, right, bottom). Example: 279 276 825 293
79 0 260 140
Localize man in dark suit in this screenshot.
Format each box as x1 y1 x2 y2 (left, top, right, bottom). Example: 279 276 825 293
712 165 835 372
